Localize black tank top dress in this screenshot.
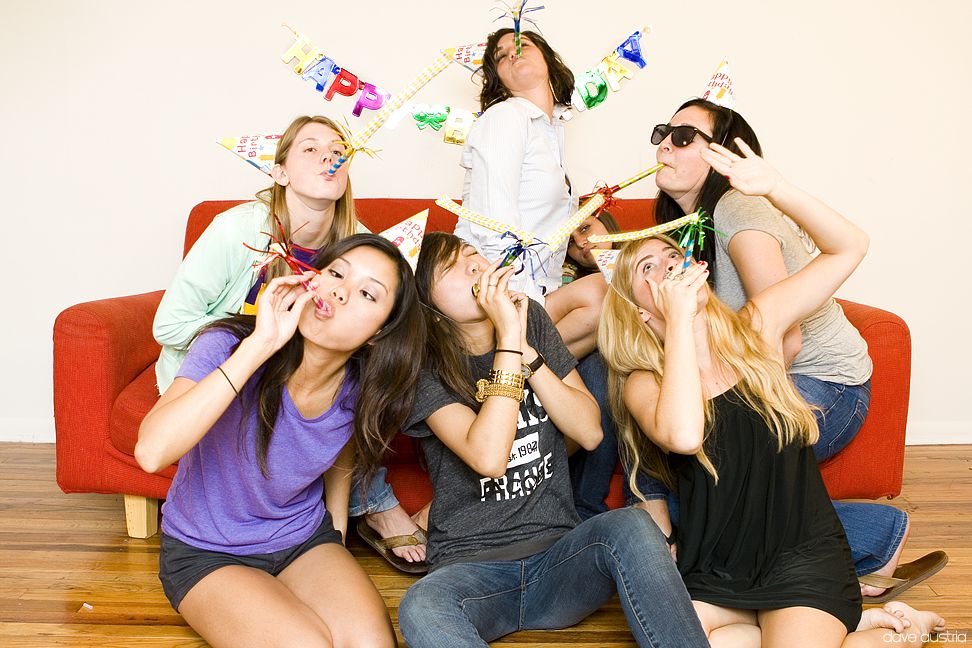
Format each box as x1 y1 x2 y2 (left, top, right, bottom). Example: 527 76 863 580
670 387 862 633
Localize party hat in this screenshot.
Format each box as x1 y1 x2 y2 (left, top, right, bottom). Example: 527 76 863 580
217 134 281 175
592 249 620 284
450 42 487 72
379 209 429 271
700 60 736 109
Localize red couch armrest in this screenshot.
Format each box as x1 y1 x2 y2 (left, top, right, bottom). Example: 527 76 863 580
53 291 164 494
819 299 911 500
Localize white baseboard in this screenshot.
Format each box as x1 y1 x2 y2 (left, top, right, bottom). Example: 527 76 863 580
905 420 972 445
0 418 55 443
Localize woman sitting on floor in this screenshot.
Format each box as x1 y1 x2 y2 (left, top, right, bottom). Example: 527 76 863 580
137 234 424 648
396 232 709 648
599 138 944 646
643 98 946 601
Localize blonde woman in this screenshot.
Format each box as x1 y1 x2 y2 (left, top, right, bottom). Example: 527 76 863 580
599 139 944 646
154 115 360 393
152 115 425 569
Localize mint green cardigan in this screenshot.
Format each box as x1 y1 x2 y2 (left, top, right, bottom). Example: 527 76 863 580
153 201 369 393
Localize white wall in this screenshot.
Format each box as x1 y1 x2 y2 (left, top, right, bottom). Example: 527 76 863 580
2 0 969 444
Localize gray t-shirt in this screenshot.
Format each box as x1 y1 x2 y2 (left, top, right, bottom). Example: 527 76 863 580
713 189 872 385
404 300 580 570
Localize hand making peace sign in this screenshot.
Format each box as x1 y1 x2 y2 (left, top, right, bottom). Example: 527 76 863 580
700 138 785 198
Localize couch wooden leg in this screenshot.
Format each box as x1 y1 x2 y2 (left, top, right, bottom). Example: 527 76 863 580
123 495 159 539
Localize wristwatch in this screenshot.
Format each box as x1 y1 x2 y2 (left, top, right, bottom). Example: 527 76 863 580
520 352 546 380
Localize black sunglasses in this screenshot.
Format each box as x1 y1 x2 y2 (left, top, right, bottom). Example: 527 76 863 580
651 123 714 148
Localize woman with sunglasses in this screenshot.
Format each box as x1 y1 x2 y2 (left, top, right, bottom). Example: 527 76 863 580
647 99 927 602
599 140 944 646
461 28 608 360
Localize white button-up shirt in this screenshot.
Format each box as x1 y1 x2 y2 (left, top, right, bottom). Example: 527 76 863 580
456 96 576 302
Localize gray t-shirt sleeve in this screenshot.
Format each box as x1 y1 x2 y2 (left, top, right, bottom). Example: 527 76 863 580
403 369 460 438
713 189 811 312
714 190 792 252
712 190 871 384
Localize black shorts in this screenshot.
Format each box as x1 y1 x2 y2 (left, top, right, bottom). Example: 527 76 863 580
159 511 343 611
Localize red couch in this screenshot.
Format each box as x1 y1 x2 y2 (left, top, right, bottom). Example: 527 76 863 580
53 200 911 537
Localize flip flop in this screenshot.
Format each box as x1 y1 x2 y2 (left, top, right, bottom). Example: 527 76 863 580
355 517 429 575
859 551 949 604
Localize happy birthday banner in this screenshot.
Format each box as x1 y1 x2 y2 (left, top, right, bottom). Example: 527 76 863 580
281 27 481 146
280 25 649 145
222 21 653 175
281 27 394 118
568 26 648 114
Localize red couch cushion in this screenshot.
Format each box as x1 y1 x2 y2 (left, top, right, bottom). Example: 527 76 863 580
109 364 159 456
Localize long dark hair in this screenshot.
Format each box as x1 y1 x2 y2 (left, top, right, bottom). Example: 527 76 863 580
566 209 622 278
201 234 425 483
653 99 762 279
414 232 479 405
479 28 575 112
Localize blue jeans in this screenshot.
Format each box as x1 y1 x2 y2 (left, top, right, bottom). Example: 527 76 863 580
347 466 399 517
833 501 909 576
570 353 668 519
398 508 708 647
792 375 871 461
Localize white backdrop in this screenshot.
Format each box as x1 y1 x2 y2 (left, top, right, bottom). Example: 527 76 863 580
2 0 968 443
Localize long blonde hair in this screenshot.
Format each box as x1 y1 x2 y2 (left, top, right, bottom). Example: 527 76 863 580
255 115 358 280
597 235 819 498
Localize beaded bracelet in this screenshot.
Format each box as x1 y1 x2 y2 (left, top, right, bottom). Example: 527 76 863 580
475 379 524 403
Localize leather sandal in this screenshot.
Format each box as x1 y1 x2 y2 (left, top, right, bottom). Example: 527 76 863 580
355 517 429 575
859 551 949 604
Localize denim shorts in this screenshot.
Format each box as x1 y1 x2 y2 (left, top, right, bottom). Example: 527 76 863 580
159 511 343 611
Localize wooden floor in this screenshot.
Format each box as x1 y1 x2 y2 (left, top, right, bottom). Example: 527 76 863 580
0 444 968 647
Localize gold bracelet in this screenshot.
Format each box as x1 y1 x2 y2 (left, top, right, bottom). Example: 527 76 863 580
475 378 524 403
487 369 525 389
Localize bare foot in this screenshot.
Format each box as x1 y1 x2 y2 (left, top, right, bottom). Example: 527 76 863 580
857 607 911 633
861 514 910 597
366 505 426 563
883 601 945 637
